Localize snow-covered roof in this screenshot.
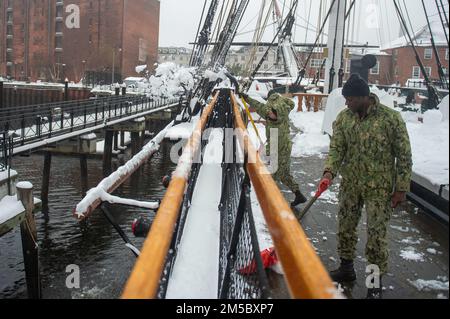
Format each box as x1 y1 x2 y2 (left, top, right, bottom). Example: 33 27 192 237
350 48 391 56
124 77 146 82
382 20 448 50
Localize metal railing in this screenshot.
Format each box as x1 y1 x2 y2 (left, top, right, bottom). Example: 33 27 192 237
122 92 219 299
0 132 7 173
230 92 336 299
217 90 270 299
0 95 178 149
0 131 14 195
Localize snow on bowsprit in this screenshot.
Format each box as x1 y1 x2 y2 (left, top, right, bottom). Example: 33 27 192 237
166 129 223 299
74 122 174 219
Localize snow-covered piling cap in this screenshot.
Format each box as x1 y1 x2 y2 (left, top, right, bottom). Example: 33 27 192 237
16 181 33 190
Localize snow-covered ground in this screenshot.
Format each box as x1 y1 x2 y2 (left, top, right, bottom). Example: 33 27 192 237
0 195 25 225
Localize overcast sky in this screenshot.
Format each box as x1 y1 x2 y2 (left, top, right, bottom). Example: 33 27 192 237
159 0 448 48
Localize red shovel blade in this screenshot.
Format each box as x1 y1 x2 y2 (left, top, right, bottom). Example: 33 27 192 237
238 247 278 275
315 179 331 198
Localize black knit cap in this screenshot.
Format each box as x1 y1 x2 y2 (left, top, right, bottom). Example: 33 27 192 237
342 74 370 97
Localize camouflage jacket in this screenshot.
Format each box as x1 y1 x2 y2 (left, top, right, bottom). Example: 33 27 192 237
325 93 412 198
246 94 295 156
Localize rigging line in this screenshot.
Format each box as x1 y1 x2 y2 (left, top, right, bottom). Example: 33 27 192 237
328 0 341 93
439 0 449 30
355 0 361 44
304 0 313 43
383 0 393 46
212 0 230 43
422 0 448 89
375 2 383 47
340 0 348 69
189 0 208 65
189 0 208 66
237 12 260 34
345 0 353 46
296 0 338 85
345 0 355 21
214 0 227 42
435 0 450 45
393 0 440 107
236 22 276 36
402 0 417 44
247 0 298 83
296 12 322 31
351 0 356 48
245 0 268 77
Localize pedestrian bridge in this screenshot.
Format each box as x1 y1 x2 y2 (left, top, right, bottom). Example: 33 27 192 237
0 95 178 156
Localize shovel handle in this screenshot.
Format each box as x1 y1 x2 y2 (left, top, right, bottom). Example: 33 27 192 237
299 179 331 220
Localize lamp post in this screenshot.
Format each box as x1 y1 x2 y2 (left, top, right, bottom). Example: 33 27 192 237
64 78 69 101
112 47 122 85
81 60 86 86
0 76 3 109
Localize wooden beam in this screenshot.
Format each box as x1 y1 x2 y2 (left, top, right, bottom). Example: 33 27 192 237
121 92 219 299
231 93 336 299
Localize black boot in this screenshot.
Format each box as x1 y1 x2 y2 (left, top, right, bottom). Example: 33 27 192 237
330 259 357 283
366 276 383 299
291 190 307 207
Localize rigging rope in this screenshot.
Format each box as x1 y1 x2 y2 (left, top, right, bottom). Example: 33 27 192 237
402 0 417 45
328 0 341 93
393 0 441 109
243 0 272 78
189 0 208 66
304 0 313 45
435 0 450 45
422 0 448 89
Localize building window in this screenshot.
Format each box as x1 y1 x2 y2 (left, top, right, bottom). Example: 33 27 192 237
310 59 322 68
446 49 449 61
370 61 380 75
424 48 433 60
442 67 448 76
425 66 432 77
412 66 421 78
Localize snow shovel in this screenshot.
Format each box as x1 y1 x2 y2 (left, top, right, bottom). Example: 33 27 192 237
297 179 331 220
238 247 278 275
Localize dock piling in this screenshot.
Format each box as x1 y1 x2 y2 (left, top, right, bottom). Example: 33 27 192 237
17 182 41 299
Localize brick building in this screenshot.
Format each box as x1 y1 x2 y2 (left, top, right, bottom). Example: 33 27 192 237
382 21 449 87
0 0 160 84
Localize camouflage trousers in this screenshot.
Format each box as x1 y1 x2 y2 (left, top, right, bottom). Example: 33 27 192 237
337 190 392 273
272 152 300 194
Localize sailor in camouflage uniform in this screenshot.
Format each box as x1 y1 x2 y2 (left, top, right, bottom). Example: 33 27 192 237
243 91 307 207
319 74 412 298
